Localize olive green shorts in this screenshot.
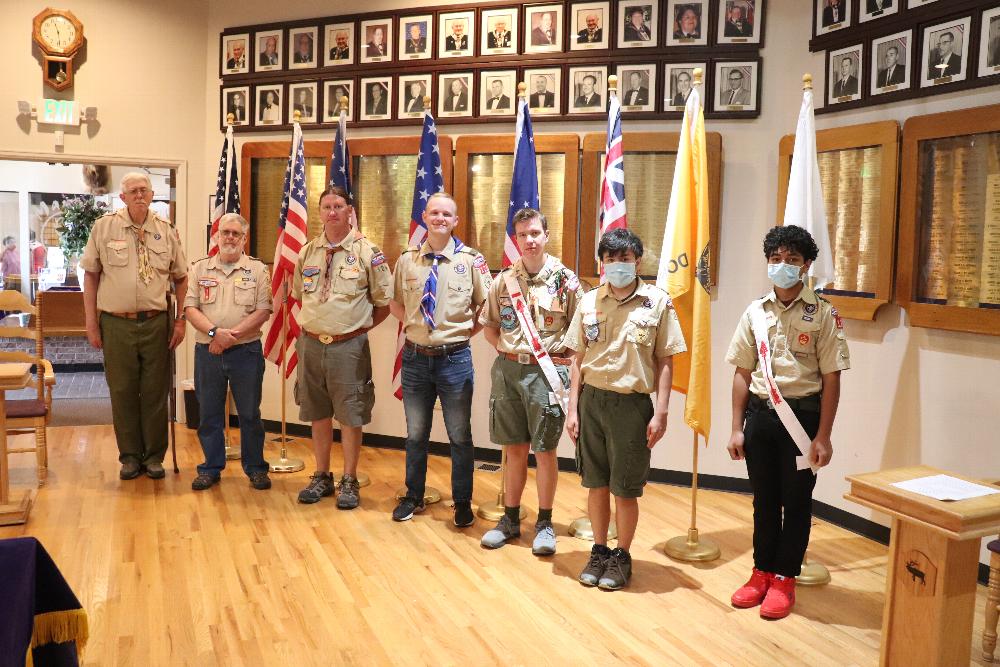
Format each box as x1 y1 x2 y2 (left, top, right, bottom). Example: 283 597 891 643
488 356 569 452
294 333 374 426
576 384 653 498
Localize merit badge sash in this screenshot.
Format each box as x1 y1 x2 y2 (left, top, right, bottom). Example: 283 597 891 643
502 271 569 413
750 299 818 474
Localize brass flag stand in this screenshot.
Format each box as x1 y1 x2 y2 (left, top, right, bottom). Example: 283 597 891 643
269 270 304 474
664 432 720 562
477 448 526 521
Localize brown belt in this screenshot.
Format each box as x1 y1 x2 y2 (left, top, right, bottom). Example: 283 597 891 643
106 310 164 322
303 327 370 345
500 351 572 366
404 340 469 356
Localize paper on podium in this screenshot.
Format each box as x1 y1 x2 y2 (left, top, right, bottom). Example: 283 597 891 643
891 474 1000 501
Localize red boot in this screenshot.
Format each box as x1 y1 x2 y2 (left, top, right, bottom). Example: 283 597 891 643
731 568 771 608
760 574 796 619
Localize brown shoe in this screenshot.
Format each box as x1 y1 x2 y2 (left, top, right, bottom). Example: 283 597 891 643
120 461 142 480
579 544 611 586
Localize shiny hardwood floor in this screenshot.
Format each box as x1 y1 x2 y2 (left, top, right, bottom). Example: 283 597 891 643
1 426 995 666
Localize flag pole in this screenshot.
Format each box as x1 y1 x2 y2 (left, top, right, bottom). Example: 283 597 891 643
221 112 241 462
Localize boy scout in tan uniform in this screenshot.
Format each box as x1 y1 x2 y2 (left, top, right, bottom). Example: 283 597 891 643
184 213 273 492
564 228 686 590
478 208 580 554
293 186 392 509
390 192 492 527
726 225 849 620
81 172 188 481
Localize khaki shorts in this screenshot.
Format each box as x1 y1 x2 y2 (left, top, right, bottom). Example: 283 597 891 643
576 384 653 498
295 333 374 426
489 356 568 452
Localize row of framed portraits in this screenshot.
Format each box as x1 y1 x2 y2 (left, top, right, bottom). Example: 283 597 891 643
219 0 765 78
814 0 963 40
219 58 761 130
822 7 1000 110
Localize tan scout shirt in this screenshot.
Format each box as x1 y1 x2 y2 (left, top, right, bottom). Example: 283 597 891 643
392 236 491 346
565 279 687 394
479 255 581 355
725 287 851 399
291 229 392 336
184 254 272 344
79 208 187 313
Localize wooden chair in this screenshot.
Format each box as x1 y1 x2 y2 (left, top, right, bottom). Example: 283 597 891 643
0 289 55 486
985 539 1000 662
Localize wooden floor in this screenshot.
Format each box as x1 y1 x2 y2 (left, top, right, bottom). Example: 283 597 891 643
1 425 995 666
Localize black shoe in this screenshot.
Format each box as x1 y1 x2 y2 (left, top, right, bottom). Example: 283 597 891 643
579 544 612 586
120 461 142 480
145 462 166 479
453 501 475 528
297 472 334 504
392 496 425 522
249 472 271 490
191 473 219 491
598 548 633 590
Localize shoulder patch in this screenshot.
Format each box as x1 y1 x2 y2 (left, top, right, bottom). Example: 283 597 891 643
371 251 386 268
473 254 489 274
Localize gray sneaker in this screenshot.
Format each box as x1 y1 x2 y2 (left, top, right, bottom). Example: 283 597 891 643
598 547 632 590
481 515 520 549
298 472 334 504
531 520 557 556
336 474 360 510
579 544 611 586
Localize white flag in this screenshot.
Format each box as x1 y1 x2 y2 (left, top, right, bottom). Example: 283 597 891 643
783 88 834 290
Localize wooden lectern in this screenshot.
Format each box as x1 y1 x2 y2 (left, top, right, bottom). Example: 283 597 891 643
846 466 1000 666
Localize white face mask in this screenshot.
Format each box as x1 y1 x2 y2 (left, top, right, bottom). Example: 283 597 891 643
605 261 637 288
768 262 803 289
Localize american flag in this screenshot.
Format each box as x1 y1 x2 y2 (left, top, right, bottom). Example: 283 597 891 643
329 104 358 228
391 111 444 399
208 124 241 256
263 122 308 378
503 96 539 268
599 87 627 280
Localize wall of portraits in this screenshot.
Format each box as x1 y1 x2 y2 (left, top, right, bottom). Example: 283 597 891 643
218 0 767 132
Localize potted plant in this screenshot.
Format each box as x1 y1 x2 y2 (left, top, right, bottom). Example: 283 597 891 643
57 195 108 288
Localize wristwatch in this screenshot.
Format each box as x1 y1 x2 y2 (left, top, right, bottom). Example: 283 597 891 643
208 326 218 338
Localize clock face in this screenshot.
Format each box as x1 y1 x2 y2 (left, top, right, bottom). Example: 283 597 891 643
40 15 77 50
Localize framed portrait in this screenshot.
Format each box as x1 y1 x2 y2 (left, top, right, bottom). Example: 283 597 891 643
481 8 519 56
666 1 708 47
221 85 250 127
400 15 433 61
714 60 758 112
254 30 282 72
664 62 705 109
616 64 656 112
440 11 475 58
360 76 392 121
570 2 610 51
438 72 474 117
399 73 432 118
288 26 318 70
568 65 608 114
977 7 1000 79
221 33 249 75
360 18 392 64
815 0 850 36
480 70 517 116
871 30 911 96
323 80 354 122
828 44 863 104
525 4 564 54
617 2 658 49
324 22 354 67
920 16 971 88
859 0 896 23
255 84 283 126
525 67 562 115
288 82 318 124
717 0 762 45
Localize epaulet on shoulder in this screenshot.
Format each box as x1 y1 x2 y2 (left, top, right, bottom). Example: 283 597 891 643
191 255 210 264
403 245 419 254
459 245 478 255
816 293 831 304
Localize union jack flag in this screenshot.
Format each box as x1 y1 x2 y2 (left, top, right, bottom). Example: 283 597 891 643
263 122 308 378
599 88 627 280
391 111 444 399
208 124 240 256
329 104 358 227
503 96 539 268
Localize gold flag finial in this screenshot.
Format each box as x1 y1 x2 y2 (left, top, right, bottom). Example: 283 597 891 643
693 67 704 86
293 109 302 122
422 95 431 108
338 95 349 113
225 113 235 125
803 73 813 90
608 74 618 94
517 81 527 98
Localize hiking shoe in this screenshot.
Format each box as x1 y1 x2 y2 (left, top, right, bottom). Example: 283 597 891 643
598 548 632 590
336 474 360 510
392 496 425 522
191 473 219 491
579 544 612 586
297 472 334 504
453 501 475 527
531 520 557 556
146 462 165 479
120 461 142 480
760 574 796 619
249 472 272 490
732 568 772 608
481 515 520 548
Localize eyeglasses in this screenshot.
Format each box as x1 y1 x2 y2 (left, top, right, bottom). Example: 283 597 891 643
219 229 244 237
126 187 150 197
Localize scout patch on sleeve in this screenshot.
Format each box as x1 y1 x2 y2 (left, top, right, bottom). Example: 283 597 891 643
473 254 489 274
500 305 517 331
565 273 580 291
371 252 386 268
832 307 843 329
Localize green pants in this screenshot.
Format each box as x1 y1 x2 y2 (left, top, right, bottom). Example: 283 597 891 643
100 312 170 465
576 385 653 498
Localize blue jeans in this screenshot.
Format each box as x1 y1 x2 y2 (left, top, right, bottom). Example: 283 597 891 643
194 340 268 477
401 345 475 503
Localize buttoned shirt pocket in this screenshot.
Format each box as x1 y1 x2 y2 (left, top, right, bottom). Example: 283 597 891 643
789 319 821 356
447 280 471 305
145 235 169 270
625 313 657 346
581 312 606 345
334 265 362 295
198 278 219 304
106 239 129 267
234 280 257 306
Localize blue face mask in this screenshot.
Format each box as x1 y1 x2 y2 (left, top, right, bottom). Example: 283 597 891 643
768 262 803 289
605 261 637 288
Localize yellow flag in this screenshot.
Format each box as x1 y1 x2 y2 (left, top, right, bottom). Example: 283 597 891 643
655 84 711 439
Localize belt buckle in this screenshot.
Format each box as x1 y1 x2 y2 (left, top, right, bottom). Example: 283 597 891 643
766 398 776 410
318 334 334 344
517 353 531 365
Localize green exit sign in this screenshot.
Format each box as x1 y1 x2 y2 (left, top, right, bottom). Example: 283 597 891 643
39 99 78 126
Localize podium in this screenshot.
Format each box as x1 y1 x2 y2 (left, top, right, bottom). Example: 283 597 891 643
846 466 1000 667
